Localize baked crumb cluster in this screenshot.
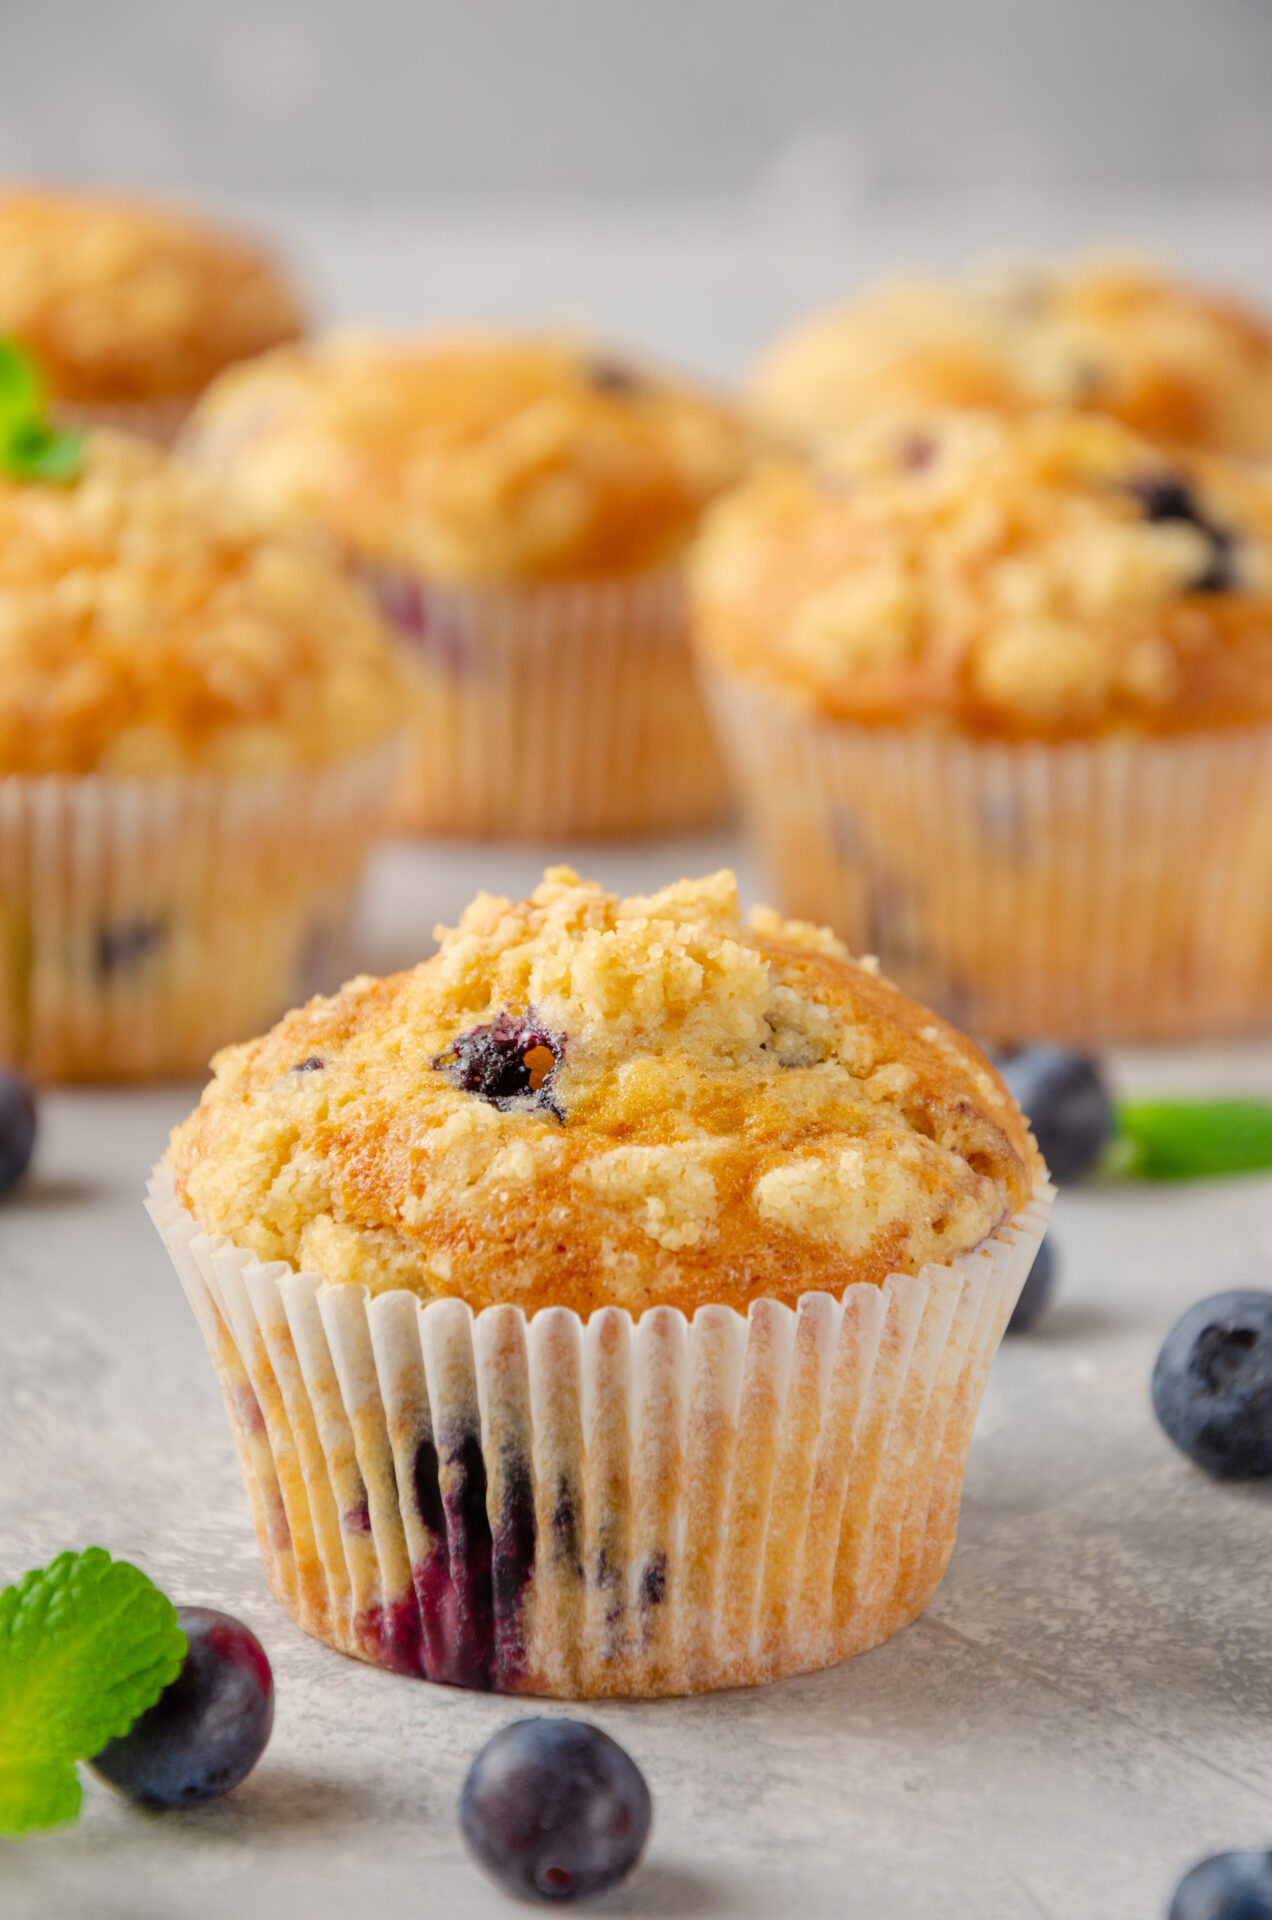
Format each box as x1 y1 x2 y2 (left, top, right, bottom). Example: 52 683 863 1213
170 868 1040 1317
690 409 1272 737
0 188 303 403
184 330 758 581
0 432 402 774
749 258 1272 458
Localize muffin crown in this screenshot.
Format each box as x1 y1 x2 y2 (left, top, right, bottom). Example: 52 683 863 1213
183 330 759 582
0 431 403 775
749 257 1272 458
168 867 1041 1318
0 187 304 403
690 409 1272 737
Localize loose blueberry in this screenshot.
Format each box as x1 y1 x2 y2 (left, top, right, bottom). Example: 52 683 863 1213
995 1045 1112 1184
1169 1850 1272 1919
1007 1234 1057 1334
435 1010 565 1119
0 1070 36 1199
460 1717 651 1904
1152 1291 1272 1480
88 1605 273 1809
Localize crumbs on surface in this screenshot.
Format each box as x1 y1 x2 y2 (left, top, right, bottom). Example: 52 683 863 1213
689 408 1272 738
183 329 760 582
0 187 303 402
169 866 1041 1318
0 430 402 775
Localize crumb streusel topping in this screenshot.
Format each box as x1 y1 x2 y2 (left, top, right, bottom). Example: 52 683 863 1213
169 867 1041 1317
0 431 402 774
184 330 759 582
690 409 1272 737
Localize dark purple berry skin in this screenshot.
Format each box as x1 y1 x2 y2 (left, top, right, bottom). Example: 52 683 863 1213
460 1717 651 1904
1007 1234 1057 1334
88 1606 273 1809
1169 1850 1272 1919
1128 472 1237 593
434 1010 565 1120
995 1046 1112 1185
0 1071 36 1199
1152 1292 1272 1481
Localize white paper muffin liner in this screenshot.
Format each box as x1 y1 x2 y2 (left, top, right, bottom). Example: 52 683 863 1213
707 667 1272 1043
365 564 728 838
148 1166 1053 1699
0 741 399 1081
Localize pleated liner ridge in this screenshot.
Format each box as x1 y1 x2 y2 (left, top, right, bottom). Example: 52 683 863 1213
148 1168 1053 1699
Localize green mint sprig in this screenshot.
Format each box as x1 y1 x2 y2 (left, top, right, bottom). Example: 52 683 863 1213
0 1547 186 1834
0 340 84 484
1105 1097 1272 1182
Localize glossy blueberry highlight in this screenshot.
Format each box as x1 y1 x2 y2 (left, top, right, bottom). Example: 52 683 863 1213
0 1070 36 1199
1007 1234 1057 1334
460 1717 651 1904
995 1046 1112 1184
88 1606 273 1809
1152 1292 1272 1480
1169 1849 1272 1919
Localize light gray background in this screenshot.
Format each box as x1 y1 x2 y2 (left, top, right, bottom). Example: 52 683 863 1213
2 0 1271 202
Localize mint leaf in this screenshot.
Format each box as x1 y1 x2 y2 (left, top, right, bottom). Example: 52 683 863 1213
1110 1098 1272 1181
0 1548 186 1834
0 338 84 485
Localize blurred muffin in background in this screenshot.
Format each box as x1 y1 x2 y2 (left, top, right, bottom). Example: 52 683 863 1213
184 330 759 838
0 186 304 442
691 406 1272 1043
0 417 402 1082
749 258 1272 458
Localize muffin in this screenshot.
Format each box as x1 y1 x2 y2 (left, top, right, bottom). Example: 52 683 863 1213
0 186 304 442
183 330 758 837
749 257 1272 458
149 866 1051 1698
0 425 402 1081
692 408 1272 1043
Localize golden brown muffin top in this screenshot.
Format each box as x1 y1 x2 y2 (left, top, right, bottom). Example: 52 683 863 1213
749 258 1272 458
168 867 1042 1319
183 330 760 582
0 431 403 775
689 408 1272 738
0 187 304 403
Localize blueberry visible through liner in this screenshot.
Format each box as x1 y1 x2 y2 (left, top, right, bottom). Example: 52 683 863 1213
1169 1849 1272 1919
1128 472 1237 593
434 1009 565 1119
460 1717 652 1904
95 917 166 978
0 1070 36 1199
1006 1234 1057 1334
1152 1291 1272 1480
994 1045 1112 1185
88 1605 273 1809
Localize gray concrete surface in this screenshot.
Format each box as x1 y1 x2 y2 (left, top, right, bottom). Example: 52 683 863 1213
4 827 1272 1919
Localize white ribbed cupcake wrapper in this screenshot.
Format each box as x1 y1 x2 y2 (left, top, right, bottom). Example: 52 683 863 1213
0 741 399 1081
365 564 728 838
148 1166 1053 1699
707 668 1272 1044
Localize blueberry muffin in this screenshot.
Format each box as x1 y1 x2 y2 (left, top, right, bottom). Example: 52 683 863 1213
692 408 1272 1041
0 185 304 442
184 330 758 836
152 866 1050 1696
0 428 402 1080
750 258 1272 458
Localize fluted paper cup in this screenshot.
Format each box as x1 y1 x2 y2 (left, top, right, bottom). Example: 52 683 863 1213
0 741 399 1082
148 1166 1053 1699
707 667 1272 1044
365 564 728 838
